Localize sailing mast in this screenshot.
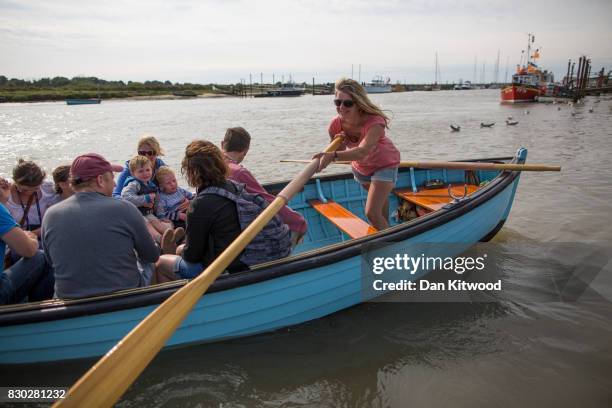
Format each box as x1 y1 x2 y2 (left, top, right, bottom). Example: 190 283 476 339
434 52 439 85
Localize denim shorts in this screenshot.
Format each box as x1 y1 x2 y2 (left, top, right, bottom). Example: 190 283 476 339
173 257 206 279
352 166 398 185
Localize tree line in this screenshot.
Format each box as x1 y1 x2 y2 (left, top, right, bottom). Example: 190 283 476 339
0 75 212 91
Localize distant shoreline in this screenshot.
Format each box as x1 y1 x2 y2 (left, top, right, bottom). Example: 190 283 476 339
0 92 237 104
123 93 235 101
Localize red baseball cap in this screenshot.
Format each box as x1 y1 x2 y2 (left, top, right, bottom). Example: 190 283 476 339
70 153 123 182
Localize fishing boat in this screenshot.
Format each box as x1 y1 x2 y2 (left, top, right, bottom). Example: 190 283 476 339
364 76 392 93
501 33 555 103
453 80 473 90
0 148 528 364
65 98 101 105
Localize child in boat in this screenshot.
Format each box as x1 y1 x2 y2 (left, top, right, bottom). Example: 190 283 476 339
155 166 193 228
121 155 172 242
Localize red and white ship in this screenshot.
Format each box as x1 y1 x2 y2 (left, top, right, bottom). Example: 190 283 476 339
501 34 554 103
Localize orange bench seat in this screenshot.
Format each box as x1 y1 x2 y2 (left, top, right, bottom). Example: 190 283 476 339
309 200 377 239
395 184 479 212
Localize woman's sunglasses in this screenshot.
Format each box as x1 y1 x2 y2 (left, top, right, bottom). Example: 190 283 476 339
334 99 354 108
138 150 156 156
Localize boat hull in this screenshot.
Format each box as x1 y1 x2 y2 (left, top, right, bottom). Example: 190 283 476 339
0 151 525 364
364 85 392 94
65 99 101 105
500 84 540 103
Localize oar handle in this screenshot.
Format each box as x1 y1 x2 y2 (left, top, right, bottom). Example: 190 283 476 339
401 161 561 172
280 159 561 172
55 137 345 408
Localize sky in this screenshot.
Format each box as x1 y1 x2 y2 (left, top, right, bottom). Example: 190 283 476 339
1 0 611 84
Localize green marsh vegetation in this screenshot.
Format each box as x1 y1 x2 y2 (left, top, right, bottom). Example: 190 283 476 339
0 76 221 102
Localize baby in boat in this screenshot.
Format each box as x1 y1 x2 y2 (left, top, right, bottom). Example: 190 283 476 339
121 155 172 242
155 166 193 229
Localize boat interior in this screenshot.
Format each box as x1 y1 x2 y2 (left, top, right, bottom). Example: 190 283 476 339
273 162 506 255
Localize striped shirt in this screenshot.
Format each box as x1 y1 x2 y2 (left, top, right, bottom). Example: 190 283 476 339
156 187 194 221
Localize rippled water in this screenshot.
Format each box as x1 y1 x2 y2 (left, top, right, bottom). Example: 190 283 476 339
1 91 612 407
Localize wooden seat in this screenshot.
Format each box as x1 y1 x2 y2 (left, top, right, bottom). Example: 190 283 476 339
309 200 377 239
395 184 479 212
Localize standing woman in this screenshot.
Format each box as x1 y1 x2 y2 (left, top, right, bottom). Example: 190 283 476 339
5 159 56 237
314 78 400 230
113 135 167 198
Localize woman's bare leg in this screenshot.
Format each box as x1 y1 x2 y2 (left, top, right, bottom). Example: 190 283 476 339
364 180 395 230
151 218 173 235
155 255 179 283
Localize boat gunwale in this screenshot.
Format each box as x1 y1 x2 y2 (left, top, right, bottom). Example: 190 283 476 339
0 155 521 326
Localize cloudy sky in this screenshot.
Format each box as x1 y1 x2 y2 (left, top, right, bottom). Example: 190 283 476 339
1 0 611 84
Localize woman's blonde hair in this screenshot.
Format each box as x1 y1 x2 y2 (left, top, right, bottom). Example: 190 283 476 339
137 135 164 156
334 78 390 128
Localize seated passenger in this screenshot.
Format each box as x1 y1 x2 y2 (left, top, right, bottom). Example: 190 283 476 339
50 165 74 205
42 153 160 299
221 127 307 246
121 155 172 242
155 140 292 282
113 135 167 198
155 166 193 229
5 159 56 238
0 178 53 305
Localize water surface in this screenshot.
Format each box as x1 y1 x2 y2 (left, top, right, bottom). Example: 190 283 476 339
1 90 611 407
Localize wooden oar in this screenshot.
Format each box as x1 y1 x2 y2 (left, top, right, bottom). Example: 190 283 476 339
54 137 345 408
280 159 561 172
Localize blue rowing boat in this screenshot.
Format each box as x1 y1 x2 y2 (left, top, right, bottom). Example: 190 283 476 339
65 98 101 105
0 148 527 364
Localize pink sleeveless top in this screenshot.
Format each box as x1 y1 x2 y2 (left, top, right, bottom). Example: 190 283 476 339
328 115 400 176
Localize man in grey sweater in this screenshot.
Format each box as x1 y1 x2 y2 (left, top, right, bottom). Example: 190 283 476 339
42 153 160 299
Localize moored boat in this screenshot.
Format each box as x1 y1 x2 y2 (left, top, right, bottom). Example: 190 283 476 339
65 98 101 105
0 148 528 364
501 33 554 103
364 76 392 93
254 81 305 97
453 80 474 90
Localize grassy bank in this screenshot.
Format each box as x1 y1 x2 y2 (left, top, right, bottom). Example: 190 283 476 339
0 88 223 103
0 76 229 103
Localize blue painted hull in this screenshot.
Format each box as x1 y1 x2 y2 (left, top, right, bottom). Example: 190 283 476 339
0 151 525 364
65 99 101 105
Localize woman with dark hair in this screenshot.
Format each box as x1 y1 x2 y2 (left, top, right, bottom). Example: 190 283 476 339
313 78 400 230
50 165 74 204
155 140 290 282
5 159 56 237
